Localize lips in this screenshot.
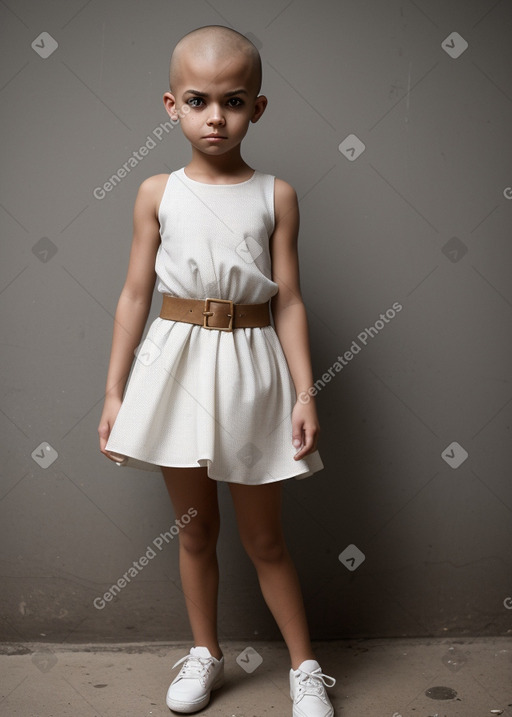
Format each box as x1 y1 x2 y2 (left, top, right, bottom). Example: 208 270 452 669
204 134 227 139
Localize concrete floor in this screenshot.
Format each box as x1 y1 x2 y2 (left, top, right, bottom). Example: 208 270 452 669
0 638 510 716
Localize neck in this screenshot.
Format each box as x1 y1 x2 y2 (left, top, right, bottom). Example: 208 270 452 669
187 146 251 181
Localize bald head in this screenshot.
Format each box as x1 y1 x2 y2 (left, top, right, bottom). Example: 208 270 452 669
169 25 262 97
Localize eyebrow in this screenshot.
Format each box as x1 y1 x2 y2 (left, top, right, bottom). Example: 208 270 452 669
182 89 249 98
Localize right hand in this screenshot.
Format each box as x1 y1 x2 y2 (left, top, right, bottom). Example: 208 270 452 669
98 397 127 464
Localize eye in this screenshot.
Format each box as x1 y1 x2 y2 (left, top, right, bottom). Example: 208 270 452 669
187 97 204 108
227 97 244 108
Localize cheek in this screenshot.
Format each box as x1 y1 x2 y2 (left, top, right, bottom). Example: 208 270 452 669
233 115 252 133
180 112 202 132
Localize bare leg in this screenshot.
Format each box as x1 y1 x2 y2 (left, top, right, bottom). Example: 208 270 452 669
229 480 315 670
162 466 222 660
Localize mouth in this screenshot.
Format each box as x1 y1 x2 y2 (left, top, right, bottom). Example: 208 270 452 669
203 134 227 140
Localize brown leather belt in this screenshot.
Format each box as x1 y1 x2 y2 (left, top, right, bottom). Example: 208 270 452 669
159 294 271 331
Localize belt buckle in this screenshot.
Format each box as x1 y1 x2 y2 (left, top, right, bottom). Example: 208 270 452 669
203 297 234 331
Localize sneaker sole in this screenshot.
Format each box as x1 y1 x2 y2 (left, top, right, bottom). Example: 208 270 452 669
290 700 334 717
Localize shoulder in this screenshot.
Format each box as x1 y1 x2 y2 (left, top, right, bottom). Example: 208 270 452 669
138 173 170 198
272 177 298 221
273 177 297 201
135 173 171 215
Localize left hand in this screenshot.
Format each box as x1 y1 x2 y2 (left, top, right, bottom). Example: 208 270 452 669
291 399 321 460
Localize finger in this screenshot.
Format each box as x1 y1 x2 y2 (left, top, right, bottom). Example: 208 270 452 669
101 447 128 465
293 426 317 459
292 423 304 451
98 423 109 452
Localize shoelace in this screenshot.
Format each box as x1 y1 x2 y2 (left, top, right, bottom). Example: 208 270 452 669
171 654 214 685
297 667 336 698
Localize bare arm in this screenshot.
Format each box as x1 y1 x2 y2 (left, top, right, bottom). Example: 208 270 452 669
98 174 167 459
269 179 320 460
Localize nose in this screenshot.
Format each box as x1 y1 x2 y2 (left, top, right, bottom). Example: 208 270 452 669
207 103 225 127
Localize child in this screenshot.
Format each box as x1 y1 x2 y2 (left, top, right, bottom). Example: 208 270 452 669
98 24 336 716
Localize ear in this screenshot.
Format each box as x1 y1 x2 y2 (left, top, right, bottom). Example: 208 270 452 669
250 94 268 123
163 92 180 122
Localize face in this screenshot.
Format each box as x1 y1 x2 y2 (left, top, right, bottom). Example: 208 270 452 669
163 52 267 158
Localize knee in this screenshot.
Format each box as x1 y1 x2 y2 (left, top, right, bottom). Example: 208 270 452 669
178 520 219 556
243 531 286 564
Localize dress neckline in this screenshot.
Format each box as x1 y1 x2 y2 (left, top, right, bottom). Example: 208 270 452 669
180 167 257 186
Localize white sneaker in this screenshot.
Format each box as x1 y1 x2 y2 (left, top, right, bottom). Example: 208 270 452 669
166 646 224 713
289 659 336 717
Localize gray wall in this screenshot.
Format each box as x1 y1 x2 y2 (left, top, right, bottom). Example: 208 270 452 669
1 0 511 643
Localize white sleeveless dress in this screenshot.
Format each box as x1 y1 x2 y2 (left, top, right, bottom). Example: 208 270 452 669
105 167 324 484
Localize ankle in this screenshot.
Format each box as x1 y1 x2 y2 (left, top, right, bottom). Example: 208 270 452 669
195 643 223 660
291 654 317 671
